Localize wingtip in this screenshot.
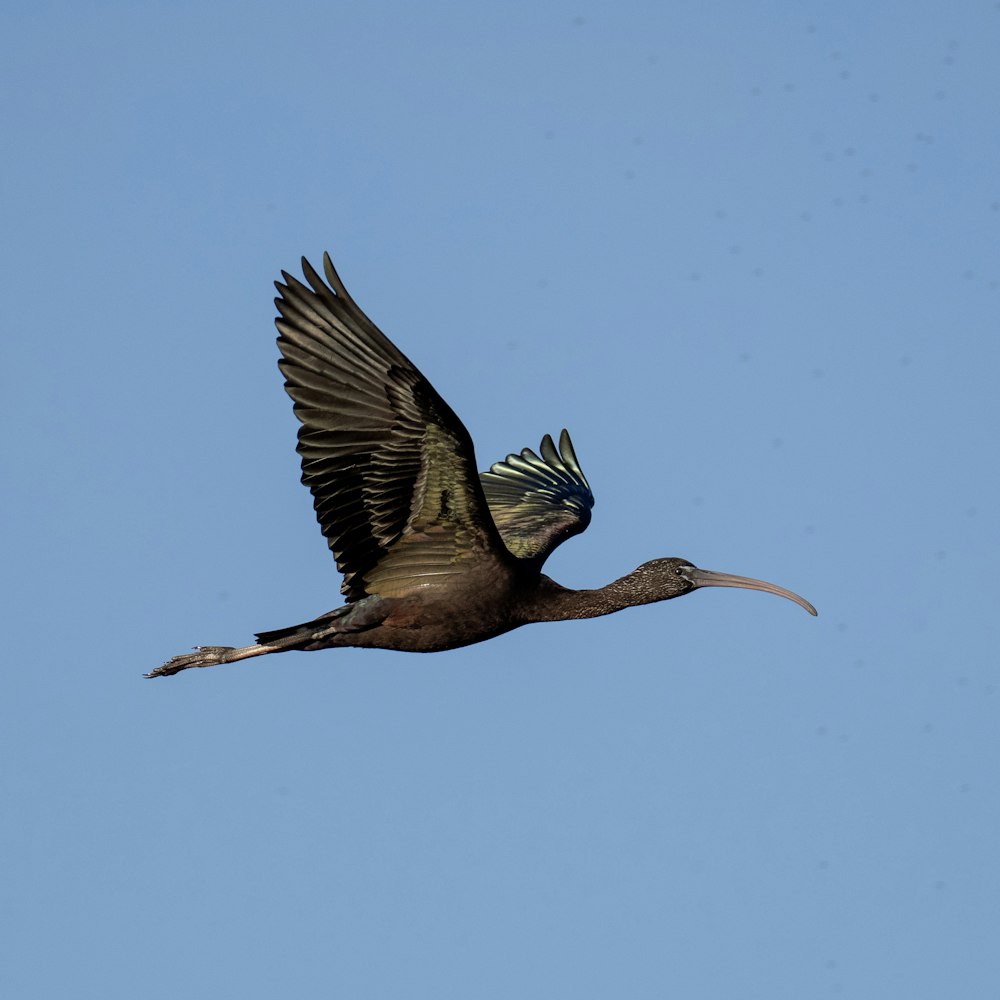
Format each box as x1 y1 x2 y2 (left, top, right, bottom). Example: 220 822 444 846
300 255 325 291
323 251 341 290
557 428 590 489
538 433 559 466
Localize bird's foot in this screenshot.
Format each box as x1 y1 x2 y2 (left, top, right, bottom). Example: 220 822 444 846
145 645 237 678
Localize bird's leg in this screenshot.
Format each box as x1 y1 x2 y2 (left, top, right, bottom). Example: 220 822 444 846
145 636 299 679
147 599 389 678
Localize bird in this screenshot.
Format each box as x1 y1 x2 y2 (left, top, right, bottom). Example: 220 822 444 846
148 253 815 678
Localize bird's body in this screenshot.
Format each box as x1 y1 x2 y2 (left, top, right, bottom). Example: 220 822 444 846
260 566 527 654
149 253 814 678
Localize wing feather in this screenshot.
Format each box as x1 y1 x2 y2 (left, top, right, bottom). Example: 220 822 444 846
480 429 595 565
275 253 508 601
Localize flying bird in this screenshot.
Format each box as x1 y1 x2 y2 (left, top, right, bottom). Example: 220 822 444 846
148 253 815 678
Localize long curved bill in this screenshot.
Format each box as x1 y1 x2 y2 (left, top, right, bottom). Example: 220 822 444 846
680 566 817 616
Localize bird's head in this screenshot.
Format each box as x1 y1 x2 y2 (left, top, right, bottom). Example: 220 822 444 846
630 557 817 615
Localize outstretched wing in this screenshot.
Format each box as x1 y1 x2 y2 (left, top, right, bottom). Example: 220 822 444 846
274 253 508 601
480 429 594 565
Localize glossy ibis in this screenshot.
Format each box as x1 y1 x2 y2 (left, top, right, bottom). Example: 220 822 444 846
148 253 815 678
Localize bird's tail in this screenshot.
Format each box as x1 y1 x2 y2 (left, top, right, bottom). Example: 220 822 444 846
254 604 354 645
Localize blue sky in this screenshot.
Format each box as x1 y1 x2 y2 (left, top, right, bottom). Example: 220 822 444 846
3 2 999 997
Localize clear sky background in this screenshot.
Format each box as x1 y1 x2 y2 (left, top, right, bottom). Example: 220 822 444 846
3 2 999 997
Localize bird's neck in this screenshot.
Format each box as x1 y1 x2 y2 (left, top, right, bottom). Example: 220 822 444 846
524 571 660 623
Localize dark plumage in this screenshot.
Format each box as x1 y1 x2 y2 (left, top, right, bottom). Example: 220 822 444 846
148 253 815 678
